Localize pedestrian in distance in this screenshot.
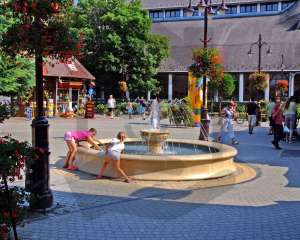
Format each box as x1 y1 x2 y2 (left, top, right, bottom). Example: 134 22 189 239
97 132 132 183
107 95 116 119
63 128 101 170
247 99 258 134
267 97 276 135
283 96 297 144
272 98 284 150
220 101 239 145
126 101 133 119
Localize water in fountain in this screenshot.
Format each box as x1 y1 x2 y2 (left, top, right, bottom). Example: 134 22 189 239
138 97 219 155
149 98 160 130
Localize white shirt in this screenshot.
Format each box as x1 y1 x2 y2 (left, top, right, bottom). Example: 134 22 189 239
109 138 125 153
107 98 116 108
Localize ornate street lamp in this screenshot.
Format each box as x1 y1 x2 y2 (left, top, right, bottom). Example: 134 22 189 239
247 33 271 73
186 0 228 140
2 0 79 210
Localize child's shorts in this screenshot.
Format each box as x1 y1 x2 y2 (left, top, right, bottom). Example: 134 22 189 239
64 131 75 141
106 150 121 161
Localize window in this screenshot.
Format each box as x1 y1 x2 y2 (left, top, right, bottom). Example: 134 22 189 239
193 8 199 16
225 5 237 14
240 4 257 13
149 11 164 19
260 3 278 12
165 9 181 18
282 1 294 10
183 7 199 17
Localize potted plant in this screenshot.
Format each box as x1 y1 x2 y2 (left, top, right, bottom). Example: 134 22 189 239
248 72 268 97
276 80 288 97
0 136 37 240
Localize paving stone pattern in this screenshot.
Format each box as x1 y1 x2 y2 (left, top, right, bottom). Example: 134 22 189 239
1 116 300 240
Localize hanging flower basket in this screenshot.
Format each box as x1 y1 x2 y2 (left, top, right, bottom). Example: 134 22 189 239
189 48 224 88
118 81 128 92
276 80 288 92
249 72 268 92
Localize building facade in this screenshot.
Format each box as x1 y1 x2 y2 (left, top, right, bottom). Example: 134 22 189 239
142 0 300 101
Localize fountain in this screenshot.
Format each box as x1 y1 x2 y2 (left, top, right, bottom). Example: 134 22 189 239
75 98 242 181
140 98 170 154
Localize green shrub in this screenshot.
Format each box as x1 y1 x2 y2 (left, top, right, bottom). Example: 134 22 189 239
0 104 10 123
96 104 107 114
132 102 139 113
296 104 300 120
236 102 246 113
116 102 128 113
160 102 170 119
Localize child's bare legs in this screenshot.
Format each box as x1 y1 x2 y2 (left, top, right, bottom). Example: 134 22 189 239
112 160 131 182
67 141 77 168
97 156 111 178
63 141 73 168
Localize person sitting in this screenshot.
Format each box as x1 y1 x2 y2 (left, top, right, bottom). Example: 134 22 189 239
63 128 101 170
97 132 131 183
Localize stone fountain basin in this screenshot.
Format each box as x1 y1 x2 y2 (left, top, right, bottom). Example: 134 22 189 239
75 138 237 181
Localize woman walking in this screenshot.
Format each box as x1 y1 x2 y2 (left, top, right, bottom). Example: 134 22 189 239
220 101 239 145
283 96 297 143
272 98 284 150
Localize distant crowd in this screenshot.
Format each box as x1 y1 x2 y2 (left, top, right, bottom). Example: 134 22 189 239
219 96 299 149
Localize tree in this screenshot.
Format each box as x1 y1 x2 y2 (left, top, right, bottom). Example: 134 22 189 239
72 0 169 97
1 0 80 210
0 53 34 98
0 5 34 99
219 73 236 100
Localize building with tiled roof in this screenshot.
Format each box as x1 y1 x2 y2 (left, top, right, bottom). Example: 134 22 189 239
43 58 95 115
142 0 300 101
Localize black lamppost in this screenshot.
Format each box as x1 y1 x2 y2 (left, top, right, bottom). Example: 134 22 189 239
247 33 271 73
186 0 228 140
25 14 53 210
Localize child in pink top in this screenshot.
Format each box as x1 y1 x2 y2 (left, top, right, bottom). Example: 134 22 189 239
63 128 101 170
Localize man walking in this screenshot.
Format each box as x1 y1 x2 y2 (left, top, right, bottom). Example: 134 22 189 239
247 99 258 134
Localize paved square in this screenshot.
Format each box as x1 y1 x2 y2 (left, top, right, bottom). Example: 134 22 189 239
1 116 300 240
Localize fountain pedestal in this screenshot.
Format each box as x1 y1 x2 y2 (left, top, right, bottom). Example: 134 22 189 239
140 129 170 154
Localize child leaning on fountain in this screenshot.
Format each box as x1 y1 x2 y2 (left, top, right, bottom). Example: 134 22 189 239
97 132 132 183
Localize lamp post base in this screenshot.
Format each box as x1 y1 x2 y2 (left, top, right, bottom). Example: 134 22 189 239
199 108 210 141
26 117 53 210
29 191 53 210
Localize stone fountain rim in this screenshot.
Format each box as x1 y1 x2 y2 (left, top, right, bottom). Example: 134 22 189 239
140 129 170 134
79 138 237 163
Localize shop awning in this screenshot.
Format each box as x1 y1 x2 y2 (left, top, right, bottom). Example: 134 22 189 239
58 81 83 89
43 57 95 80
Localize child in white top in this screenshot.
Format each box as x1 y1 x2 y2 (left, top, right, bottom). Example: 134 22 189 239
97 132 131 182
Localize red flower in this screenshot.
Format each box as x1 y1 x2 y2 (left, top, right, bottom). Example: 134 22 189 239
31 2 37 9
51 2 60 13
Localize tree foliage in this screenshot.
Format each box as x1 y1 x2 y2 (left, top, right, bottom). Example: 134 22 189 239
0 53 34 97
72 0 169 96
219 73 236 99
1 0 79 57
0 5 34 97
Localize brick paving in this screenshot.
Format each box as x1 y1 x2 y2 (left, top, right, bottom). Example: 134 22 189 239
1 115 300 240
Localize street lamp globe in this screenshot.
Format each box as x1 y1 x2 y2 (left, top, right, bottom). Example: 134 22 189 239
218 1 229 15
197 0 207 11
186 0 195 17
